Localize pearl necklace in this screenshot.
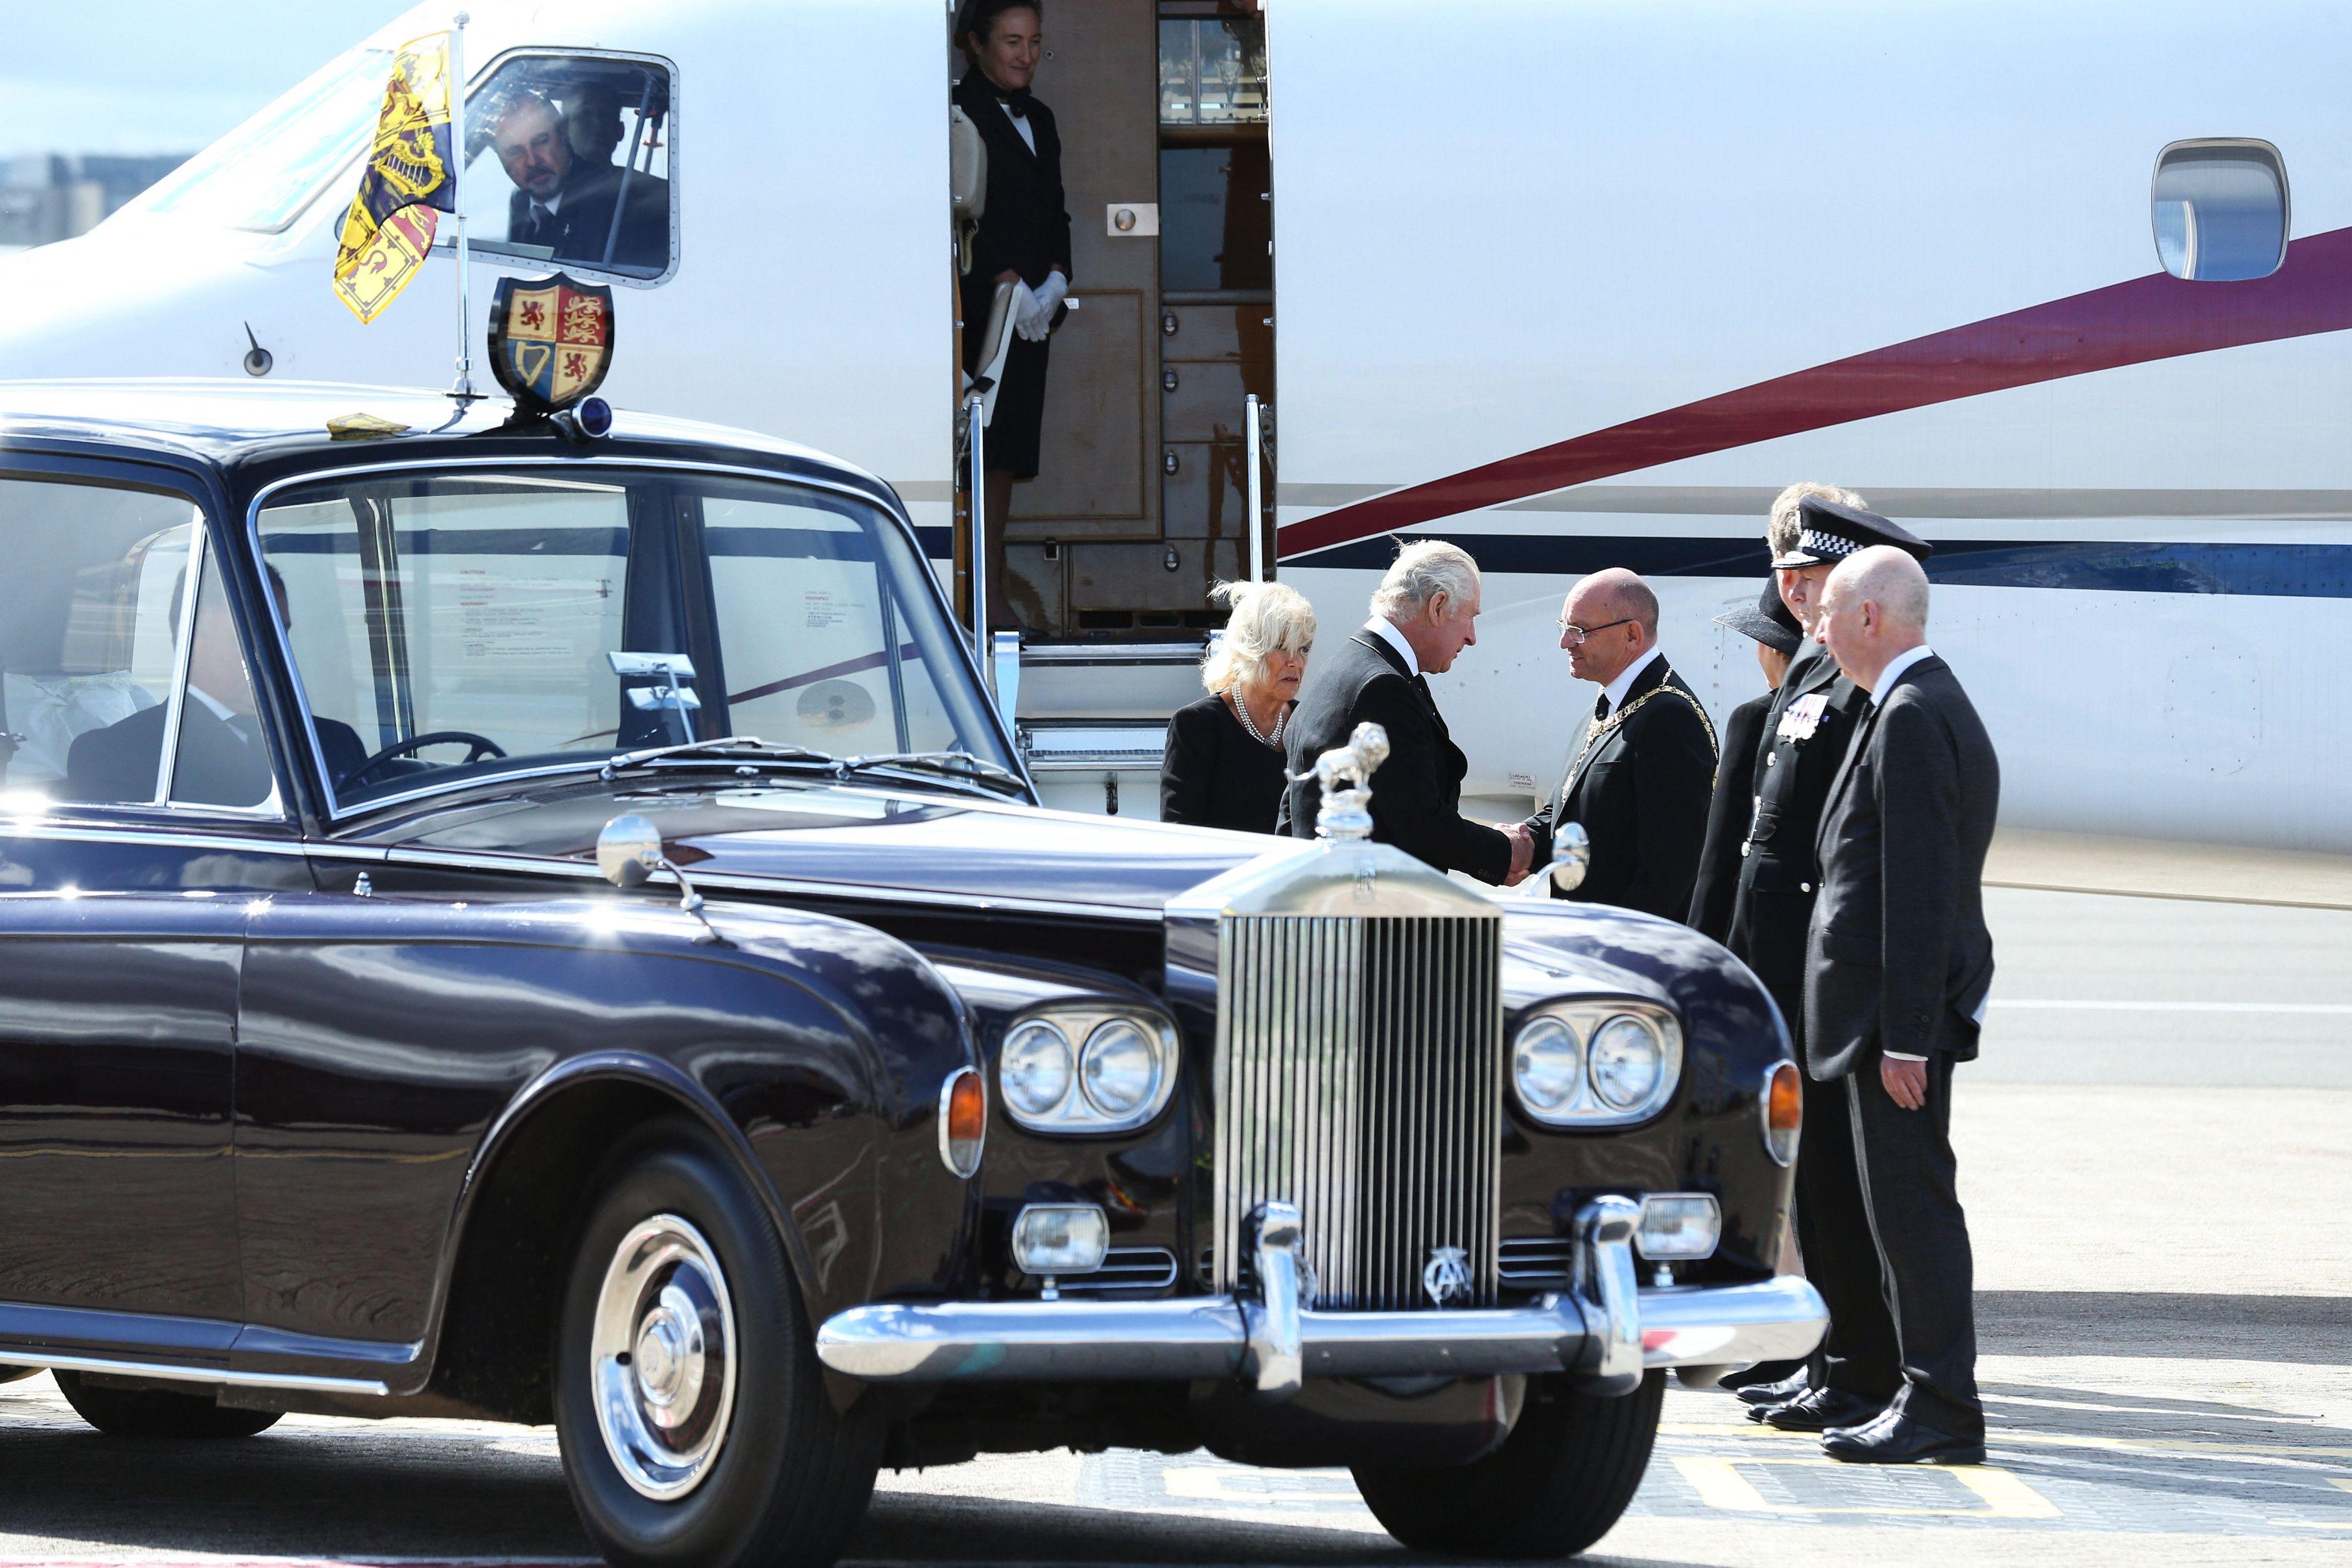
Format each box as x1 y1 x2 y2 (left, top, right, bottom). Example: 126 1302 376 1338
1231 691 1286 750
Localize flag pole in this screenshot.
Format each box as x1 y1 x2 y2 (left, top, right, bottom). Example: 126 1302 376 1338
449 10 478 403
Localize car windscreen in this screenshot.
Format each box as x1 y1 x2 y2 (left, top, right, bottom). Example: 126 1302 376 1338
256 467 1004 810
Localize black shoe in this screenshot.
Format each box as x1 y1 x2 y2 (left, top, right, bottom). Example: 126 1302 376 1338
1751 1387 1887 1432
1734 1368 1811 1408
1822 1408 1986 1465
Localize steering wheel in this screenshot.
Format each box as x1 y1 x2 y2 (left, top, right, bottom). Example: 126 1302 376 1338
346 730 508 788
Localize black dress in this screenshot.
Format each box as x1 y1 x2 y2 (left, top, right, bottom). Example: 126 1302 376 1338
954 68 1072 480
1161 694 1290 834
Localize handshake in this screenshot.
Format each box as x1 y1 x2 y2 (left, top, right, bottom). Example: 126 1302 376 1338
1500 821 1536 888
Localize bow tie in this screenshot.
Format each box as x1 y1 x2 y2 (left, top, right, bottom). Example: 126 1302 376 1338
998 89 1035 120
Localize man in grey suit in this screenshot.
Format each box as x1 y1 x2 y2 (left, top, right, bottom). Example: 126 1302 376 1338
1804 545 1999 1466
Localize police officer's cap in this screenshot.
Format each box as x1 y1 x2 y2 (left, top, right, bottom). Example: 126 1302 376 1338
1713 579 1804 657
1770 497 1933 570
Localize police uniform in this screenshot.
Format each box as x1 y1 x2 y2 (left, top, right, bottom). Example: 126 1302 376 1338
1689 580 1804 944
1734 498 1933 1425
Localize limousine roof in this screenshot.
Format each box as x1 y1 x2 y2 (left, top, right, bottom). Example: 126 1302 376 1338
0 379 904 513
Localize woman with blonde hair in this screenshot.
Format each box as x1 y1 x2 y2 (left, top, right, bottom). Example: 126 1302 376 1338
1159 581 1316 832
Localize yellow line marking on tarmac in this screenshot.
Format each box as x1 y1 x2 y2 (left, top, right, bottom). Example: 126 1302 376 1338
1671 1457 2060 1519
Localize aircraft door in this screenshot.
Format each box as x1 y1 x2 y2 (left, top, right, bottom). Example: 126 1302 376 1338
967 0 1275 637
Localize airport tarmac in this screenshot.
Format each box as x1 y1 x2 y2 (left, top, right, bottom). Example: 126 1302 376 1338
0 885 2342 1567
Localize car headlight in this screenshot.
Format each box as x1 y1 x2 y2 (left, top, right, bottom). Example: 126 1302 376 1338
1510 1002 1681 1126
1590 1016 1664 1110
1081 1018 1162 1117
998 1007 1178 1134
1511 1015 1583 1113
1000 1020 1074 1119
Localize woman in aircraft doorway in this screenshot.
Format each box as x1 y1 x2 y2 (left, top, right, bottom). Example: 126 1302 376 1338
956 0 1072 631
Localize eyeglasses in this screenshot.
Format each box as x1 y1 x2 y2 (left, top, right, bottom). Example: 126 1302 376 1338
1557 616 1636 646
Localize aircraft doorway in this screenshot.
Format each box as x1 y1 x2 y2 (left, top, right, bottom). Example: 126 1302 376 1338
955 0 1274 640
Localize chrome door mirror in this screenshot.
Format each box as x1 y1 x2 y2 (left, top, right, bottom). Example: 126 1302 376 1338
1541 823 1591 894
597 813 665 889
596 813 723 944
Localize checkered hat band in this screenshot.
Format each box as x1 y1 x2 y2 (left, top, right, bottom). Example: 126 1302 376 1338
1799 528 1863 559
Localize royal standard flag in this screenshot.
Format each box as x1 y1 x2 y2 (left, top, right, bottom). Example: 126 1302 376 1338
331 32 458 324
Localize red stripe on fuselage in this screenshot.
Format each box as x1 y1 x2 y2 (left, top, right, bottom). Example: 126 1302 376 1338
1278 227 2352 558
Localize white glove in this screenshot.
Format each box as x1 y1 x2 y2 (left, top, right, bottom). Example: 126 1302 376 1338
1016 272 1066 341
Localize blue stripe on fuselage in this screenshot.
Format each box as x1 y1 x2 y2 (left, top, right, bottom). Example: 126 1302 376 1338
1284 534 2352 598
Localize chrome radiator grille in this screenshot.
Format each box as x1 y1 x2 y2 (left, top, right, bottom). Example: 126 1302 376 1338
1212 913 1504 1311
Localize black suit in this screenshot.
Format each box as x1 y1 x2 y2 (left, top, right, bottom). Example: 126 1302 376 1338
506 160 663 274
1691 644 1896 1401
67 697 368 808
954 68 1072 480
1805 651 1999 1438
1281 631 1513 883
68 697 270 808
1688 690 1771 942
1522 655 1715 920
1161 693 1288 834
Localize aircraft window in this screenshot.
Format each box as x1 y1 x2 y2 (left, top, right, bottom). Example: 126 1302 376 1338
2152 140 2288 283
0 476 199 804
1158 18 1268 127
126 46 393 233
454 55 676 281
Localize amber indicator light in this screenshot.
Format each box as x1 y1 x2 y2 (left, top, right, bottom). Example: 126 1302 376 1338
1767 1062 1803 1132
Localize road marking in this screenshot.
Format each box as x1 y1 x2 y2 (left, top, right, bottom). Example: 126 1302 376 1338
1664 1420 2352 1464
1990 1000 2352 1014
1672 1456 2060 1519
1160 1466 1365 1507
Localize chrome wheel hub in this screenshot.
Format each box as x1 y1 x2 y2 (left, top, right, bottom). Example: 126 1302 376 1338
591 1215 738 1500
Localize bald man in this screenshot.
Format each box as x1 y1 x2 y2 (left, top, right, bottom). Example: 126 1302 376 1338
1520 568 1717 919
1805 546 1999 1466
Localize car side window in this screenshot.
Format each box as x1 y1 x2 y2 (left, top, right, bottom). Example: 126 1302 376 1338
0 474 198 806
455 54 675 281
167 547 276 811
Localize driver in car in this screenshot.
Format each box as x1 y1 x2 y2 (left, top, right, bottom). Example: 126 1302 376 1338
67 565 366 806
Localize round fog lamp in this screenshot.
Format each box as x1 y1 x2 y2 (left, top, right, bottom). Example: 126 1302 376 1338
1512 1015 1583 1114
1589 1016 1664 1112
1079 1018 1160 1117
1000 1020 1074 1119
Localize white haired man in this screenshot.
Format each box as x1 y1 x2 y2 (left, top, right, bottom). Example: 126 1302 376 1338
1281 541 1530 884
1806 544 1999 1466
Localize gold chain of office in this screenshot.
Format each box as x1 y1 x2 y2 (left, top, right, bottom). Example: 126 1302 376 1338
1568 684 1722 782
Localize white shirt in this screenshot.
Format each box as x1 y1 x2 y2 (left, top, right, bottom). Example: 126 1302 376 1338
1864 640 1938 1062
1000 100 1037 155
1868 643 1935 707
1599 644 1663 716
1365 616 1419 678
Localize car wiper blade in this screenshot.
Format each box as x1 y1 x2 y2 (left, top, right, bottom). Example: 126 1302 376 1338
598 736 838 781
837 749 1027 795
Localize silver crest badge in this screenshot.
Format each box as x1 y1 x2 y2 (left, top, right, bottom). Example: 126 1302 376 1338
1422 1245 1472 1308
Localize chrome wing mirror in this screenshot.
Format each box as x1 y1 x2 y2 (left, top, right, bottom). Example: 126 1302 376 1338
1535 823 1591 894
597 813 724 945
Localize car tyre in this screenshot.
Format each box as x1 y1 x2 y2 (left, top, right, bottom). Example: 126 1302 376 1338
1351 1370 1665 1559
554 1121 880 1568
51 1371 284 1438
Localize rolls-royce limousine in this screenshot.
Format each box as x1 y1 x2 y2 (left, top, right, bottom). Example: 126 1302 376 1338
0 380 1822 1566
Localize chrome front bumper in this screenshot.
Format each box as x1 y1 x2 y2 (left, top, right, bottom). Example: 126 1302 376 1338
816 1197 1827 1401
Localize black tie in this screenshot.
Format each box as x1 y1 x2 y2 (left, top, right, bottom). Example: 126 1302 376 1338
528 204 555 244
1595 693 1612 721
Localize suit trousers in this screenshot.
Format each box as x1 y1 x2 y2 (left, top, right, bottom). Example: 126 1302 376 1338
1848 1053 1982 1436
1793 1071 1902 1399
